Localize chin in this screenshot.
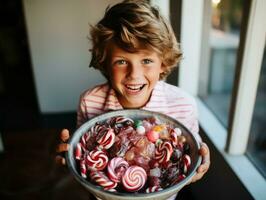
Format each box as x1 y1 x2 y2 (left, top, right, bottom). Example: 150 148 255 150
126 99 147 108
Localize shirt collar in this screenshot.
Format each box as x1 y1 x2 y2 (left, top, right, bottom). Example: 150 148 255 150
103 86 123 111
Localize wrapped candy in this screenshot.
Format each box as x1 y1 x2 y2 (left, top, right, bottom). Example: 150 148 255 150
116 140 132 157
142 120 153 132
157 125 170 140
125 147 137 162
136 125 145 135
171 149 182 162
170 174 186 186
146 130 160 143
148 176 161 187
149 167 161 177
133 154 150 172
108 116 134 129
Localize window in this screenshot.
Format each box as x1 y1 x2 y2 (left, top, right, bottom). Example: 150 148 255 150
179 0 266 199
246 45 266 178
198 0 244 127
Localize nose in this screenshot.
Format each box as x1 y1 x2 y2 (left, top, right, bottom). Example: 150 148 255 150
127 62 143 79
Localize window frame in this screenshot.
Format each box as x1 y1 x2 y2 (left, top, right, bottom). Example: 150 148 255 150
179 0 266 199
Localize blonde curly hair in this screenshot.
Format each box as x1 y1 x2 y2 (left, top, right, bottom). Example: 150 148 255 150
89 0 182 80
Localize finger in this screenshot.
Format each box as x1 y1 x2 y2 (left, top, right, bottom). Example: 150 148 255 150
191 173 204 183
197 162 209 174
61 129 70 142
199 142 209 155
199 143 210 164
55 155 66 165
185 177 193 185
56 143 70 153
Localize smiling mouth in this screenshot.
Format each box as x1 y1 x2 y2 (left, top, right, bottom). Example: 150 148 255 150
125 84 146 92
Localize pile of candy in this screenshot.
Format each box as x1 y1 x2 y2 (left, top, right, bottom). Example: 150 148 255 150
74 116 191 193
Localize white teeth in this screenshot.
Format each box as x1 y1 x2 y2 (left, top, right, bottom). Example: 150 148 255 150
125 84 144 90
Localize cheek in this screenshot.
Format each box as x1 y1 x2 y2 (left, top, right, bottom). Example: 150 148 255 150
111 67 126 82
145 67 162 80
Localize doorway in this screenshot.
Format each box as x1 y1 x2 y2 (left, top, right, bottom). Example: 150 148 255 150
0 0 39 130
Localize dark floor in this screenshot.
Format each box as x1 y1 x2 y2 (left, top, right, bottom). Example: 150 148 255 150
0 127 96 200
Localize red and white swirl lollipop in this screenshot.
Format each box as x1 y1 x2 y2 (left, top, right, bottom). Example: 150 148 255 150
80 159 87 178
88 124 103 144
80 132 90 150
75 142 82 160
170 127 182 146
85 150 108 171
107 157 129 183
96 128 115 149
122 166 147 192
169 129 177 147
145 186 163 193
155 141 173 164
90 171 117 189
91 123 106 137
182 154 191 173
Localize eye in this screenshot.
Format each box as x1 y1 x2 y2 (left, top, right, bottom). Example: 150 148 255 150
142 59 153 64
114 59 127 66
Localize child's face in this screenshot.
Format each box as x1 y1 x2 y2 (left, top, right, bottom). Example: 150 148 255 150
108 45 164 108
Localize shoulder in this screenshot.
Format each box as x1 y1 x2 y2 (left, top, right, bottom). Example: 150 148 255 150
157 81 196 105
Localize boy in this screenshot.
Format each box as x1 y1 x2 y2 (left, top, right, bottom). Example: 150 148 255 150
56 0 210 198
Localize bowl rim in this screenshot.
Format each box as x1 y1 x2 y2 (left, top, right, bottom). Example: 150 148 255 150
66 109 202 198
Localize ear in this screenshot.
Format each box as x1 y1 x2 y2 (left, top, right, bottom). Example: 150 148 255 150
160 63 165 73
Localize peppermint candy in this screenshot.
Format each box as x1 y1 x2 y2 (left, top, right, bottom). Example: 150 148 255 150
170 129 178 147
182 154 191 173
155 141 173 164
85 150 108 171
90 171 117 189
96 128 115 149
80 132 90 151
107 157 129 183
74 116 193 193
145 185 163 193
75 142 82 160
122 166 147 192
80 159 87 178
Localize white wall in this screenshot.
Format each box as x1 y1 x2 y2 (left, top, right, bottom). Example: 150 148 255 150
23 0 120 113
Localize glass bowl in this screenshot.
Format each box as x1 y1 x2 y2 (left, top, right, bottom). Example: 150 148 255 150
66 109 202 200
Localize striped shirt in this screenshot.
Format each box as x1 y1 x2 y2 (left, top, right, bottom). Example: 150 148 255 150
77 81 200 141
